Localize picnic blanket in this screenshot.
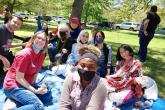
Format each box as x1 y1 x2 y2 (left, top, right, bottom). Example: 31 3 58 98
0 68 165 110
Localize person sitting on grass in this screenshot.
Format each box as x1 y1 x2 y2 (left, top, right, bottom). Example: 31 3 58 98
48 24 73 67
3 31 52 110
95 31 112 78
66 30 90 69
59 45 107 110
106 44 143 107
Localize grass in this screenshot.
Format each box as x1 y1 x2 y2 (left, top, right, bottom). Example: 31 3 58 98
1 19 165 98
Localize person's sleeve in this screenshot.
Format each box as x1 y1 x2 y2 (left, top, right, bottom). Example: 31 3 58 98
66 44 76 65
130 60 142 77
59 74 73 110
86 79 107 110
14 55 29 74
37 16 42 31
107 45 112 68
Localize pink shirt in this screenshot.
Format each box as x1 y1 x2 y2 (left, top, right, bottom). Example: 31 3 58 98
3 47 45 89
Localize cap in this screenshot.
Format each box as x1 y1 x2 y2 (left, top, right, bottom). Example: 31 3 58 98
70 17 80 24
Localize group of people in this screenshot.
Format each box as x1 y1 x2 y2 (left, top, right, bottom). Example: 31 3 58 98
0 5 161 110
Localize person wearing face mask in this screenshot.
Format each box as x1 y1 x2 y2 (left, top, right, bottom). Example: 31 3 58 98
48 24 73 67
3 31 53 110
59 45 107 110
94 31 112 78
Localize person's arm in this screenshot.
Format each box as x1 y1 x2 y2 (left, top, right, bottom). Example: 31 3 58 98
143 19 150 36
86 79 107 110
16 71 37 93
16 71 47 95
66 43 77 65
0 54 10 68
107 45 112 75
10 42 26 48
59 74 73 110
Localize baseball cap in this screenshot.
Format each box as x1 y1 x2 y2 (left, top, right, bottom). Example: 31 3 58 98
70 17 80 24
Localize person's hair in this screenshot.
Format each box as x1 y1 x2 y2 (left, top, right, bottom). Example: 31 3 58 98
146 11 155 19
150 5 157 12
9 15 23 23
26 31 49 53
77 30 89 43
116 44 134 61
79 44 101 58
95 31 105 39
57 24 70 38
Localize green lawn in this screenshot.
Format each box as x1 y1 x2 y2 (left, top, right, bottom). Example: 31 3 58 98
1 19 165 98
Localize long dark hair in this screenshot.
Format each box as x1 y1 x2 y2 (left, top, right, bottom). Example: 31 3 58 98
94 31 105 44
116 44 134 61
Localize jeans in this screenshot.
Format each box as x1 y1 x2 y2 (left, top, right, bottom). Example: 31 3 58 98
138 32 154 62
4 84 53 110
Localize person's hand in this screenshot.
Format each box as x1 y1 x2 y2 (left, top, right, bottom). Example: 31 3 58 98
134 101 144 108
144 30 148 36
35 86 48 95
0 55 10 68
48 43 53 47
62 48 67 54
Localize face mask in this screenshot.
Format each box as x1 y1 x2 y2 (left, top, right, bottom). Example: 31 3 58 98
78 68 95 81
32 44 43 52
95 36 104 44
59 31 66 38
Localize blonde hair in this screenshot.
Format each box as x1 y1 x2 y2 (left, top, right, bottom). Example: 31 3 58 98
79 45 101 57
77 30 89 44
57 24 70 38
26 31 49 53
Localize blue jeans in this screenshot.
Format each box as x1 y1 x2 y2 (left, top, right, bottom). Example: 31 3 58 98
4 84 53 110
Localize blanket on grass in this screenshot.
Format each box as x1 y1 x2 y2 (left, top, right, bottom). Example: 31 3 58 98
0 69 165 110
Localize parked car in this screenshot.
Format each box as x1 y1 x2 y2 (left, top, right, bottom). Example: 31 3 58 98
52 16 67 23
36 16 52 21
86 22 99 28
155 27 165 35
114 22 140 31
98 21 114 28
15 13 30 19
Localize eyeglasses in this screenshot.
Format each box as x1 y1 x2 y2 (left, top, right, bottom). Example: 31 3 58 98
36 36 46 42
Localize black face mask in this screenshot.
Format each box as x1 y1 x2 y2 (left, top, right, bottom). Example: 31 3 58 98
78 68 95 81
59 31 66 39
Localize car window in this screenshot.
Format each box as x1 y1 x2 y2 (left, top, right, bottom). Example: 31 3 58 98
125 23 132 25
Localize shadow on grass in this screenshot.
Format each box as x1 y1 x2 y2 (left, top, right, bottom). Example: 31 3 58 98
106 41 165 98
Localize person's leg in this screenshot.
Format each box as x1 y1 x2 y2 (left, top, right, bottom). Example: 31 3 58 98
4 87 44 110
48 46 57 63
32 84 53 106
138 36 149 62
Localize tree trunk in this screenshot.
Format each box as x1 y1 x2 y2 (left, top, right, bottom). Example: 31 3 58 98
71 0 85 19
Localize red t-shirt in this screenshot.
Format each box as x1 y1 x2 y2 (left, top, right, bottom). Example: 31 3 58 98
3 47 45 89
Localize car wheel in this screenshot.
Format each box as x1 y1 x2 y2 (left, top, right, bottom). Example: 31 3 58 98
129 27 134 31
116 26 120 29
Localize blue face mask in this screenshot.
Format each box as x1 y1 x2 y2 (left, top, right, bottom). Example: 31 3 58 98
95 36 104 44
32 44 43 52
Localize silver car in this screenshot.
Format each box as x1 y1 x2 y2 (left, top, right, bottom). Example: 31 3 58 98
115 22 140 31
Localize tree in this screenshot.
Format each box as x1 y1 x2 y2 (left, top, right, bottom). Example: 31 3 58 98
71 0 85 19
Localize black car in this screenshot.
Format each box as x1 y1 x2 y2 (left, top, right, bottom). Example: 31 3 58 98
36 16 52 21
98 21 113 28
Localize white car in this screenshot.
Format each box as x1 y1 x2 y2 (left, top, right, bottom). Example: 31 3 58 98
52 16 68 23
15 13 30 19
114 22 140 31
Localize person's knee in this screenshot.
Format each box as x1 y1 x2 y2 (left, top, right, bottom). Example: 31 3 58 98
33 102 44 110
